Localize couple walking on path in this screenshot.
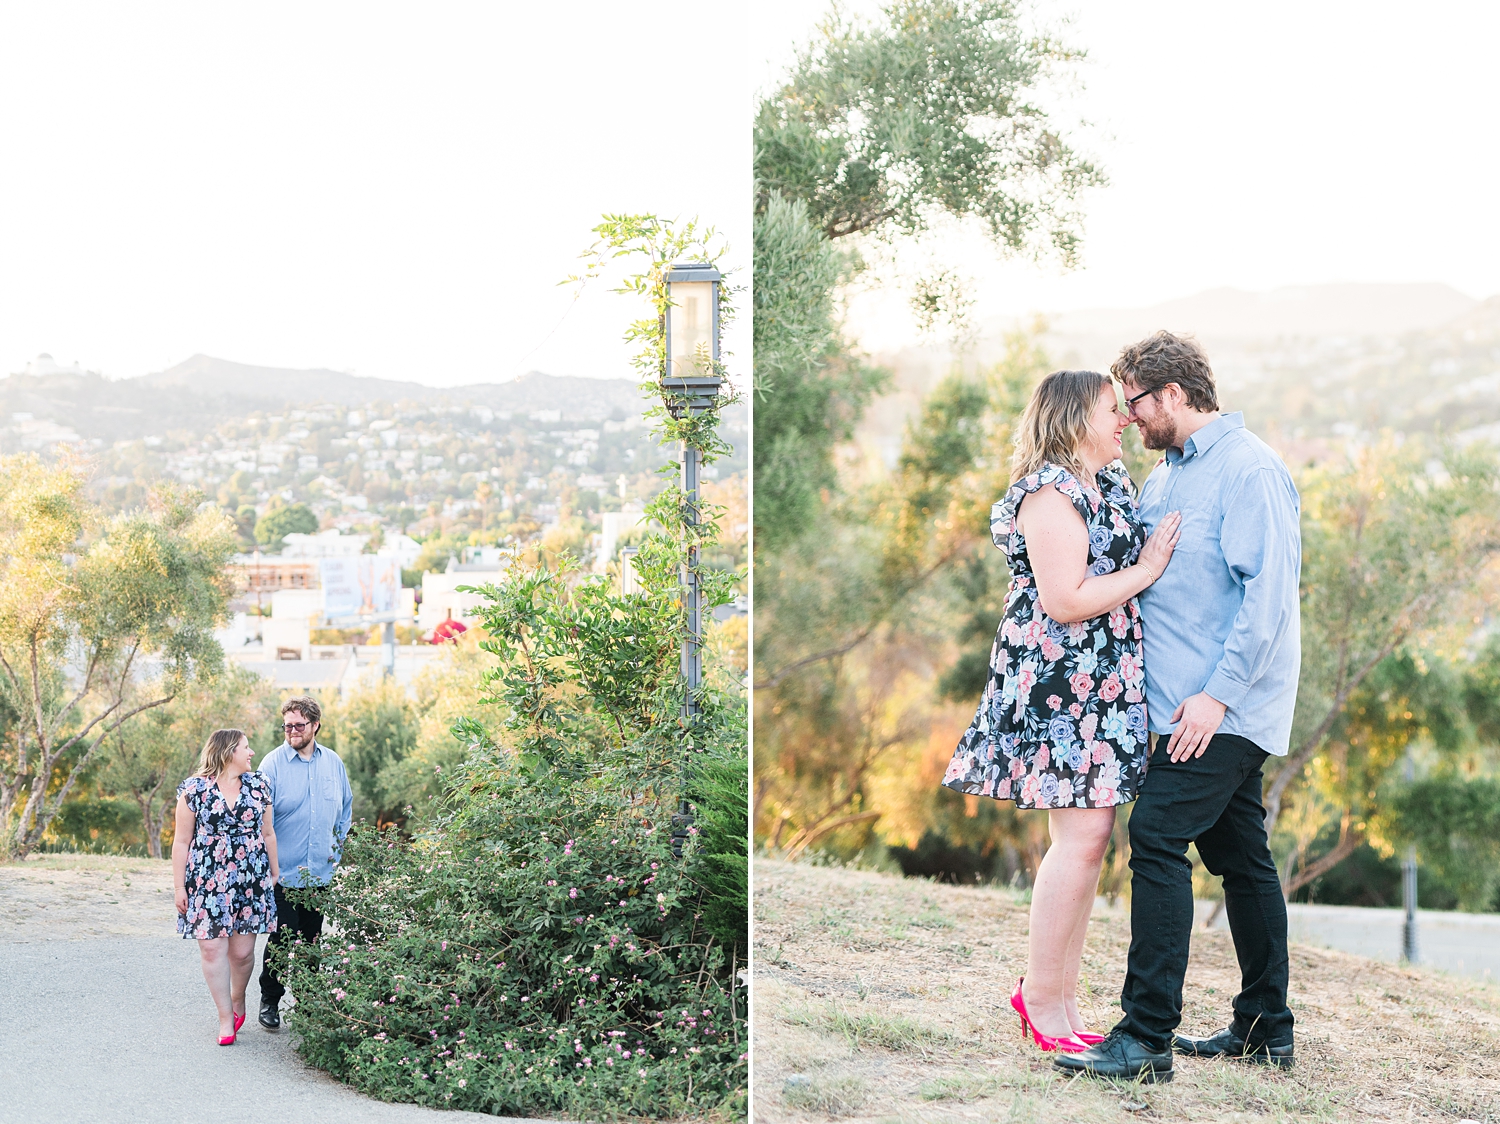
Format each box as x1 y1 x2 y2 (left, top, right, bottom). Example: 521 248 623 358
172 695 354 1044
941 330 1302 1082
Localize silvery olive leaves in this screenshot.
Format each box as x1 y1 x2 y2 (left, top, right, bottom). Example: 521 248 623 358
943 462 1150 810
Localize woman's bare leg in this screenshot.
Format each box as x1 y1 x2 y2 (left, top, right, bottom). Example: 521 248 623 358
198 936 235 1037
228 933 257 1018
1061 811 1114 1033
1021 807 1114 1040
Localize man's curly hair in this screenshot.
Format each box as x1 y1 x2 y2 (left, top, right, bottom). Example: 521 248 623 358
1111 330 1219 413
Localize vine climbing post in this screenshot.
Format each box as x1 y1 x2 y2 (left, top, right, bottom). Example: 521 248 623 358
662 261 724 850
568 217 739 854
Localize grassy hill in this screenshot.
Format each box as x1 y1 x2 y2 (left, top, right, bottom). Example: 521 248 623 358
753 859 1500 1123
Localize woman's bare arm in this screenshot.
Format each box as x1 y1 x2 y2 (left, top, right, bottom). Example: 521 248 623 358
172 794 193 915
1016 484 1180 624
262 803 279 885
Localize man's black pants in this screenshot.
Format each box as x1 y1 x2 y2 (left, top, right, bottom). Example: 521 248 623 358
1115 732 1293 1052
259 883 324 1008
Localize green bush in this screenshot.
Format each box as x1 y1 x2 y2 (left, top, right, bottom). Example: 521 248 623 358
281 752 744 1117
280 559 747 1117
1391 774 1500 911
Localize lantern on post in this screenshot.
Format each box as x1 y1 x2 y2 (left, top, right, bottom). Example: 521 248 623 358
661 262 723 855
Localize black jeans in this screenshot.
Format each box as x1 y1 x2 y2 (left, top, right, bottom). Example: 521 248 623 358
1116 732 1293 1051
258 883 325 1008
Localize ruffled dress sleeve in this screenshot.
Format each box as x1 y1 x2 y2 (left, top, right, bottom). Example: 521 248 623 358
990 463 1099 559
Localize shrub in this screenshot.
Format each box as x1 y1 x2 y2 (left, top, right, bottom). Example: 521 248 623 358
281 753 744 1117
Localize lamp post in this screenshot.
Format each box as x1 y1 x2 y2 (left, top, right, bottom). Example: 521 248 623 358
661 262 723 855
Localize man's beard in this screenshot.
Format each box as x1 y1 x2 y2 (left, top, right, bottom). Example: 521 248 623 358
1136 414 1177 451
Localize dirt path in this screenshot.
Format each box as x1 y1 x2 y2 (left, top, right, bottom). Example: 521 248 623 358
751 858 1500 1123
0 854 559 1124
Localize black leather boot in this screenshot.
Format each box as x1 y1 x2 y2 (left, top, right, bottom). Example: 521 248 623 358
1052 1030 1173 1082
259 1000 281 1030
1173 1026 1293 1067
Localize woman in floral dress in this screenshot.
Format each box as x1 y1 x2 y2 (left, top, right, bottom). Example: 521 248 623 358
941 370 1181 1052
172 728 279 1045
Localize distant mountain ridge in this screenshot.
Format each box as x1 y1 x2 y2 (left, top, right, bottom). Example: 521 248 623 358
1039 282 1478 342
137 354 645 417
0 355 649 444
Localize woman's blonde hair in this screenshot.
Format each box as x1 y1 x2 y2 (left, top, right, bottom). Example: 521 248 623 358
194 728 247 778
1011 369 1111 481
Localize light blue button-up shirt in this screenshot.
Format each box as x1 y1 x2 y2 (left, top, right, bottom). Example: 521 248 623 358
259 741 354 887
1136 412 1302 755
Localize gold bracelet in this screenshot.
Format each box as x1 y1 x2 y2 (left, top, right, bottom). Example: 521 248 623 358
1140 561 1157 585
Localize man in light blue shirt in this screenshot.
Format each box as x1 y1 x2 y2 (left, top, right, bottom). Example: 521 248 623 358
255 694 353 1030
1057 332 1300 1084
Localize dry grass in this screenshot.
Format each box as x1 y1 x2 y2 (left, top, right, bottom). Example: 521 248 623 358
752 858 1500 1123
0 852 174 941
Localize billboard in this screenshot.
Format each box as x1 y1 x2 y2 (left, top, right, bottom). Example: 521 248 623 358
319 556 401 618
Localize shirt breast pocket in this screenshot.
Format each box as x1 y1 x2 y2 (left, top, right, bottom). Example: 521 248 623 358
1171 507 1218 555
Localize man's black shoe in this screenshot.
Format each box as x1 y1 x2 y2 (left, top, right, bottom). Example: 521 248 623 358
1052 1030 1173 1083
259 1000 281 1031
1173 1027 1293 1068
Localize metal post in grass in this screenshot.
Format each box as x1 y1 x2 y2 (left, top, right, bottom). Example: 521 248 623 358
1401 753 1419 964
1401 845 1419 964
661 262 722 857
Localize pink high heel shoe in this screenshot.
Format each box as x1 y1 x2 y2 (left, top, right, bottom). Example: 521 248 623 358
1010 979 1088 1053
218 1028 237 1046
233 1007 246 1033
1074 1030 1106 1045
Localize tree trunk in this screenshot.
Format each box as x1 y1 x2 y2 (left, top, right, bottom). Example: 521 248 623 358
1282 812 1364 899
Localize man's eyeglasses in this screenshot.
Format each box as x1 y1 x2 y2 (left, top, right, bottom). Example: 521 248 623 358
1122 385 1157 416
282 721 312 732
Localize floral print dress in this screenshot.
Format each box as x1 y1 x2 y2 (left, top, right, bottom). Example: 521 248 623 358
177 772 278 939
941 461 1150 809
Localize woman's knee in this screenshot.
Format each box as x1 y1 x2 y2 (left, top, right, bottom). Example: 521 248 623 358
1050 808 1116 863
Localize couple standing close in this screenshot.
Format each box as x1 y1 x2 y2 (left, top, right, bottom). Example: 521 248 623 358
170 696 354 1044
941 331 1301 1082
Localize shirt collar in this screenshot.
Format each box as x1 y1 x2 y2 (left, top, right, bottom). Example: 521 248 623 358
1166 411 1243 465
280 740 323 760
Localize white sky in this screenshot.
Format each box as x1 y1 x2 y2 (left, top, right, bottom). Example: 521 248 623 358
752 0 1500 351
0 3 750 386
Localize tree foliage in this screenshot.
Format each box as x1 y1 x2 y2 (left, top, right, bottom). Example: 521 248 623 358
255 502 318 550
753 193 884 549
96 665 277 857
755 0 1102 251
1390 773 1500 911
328 678 423 828
0 456 236 857
752 0 1099 553
755 328 1054 864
